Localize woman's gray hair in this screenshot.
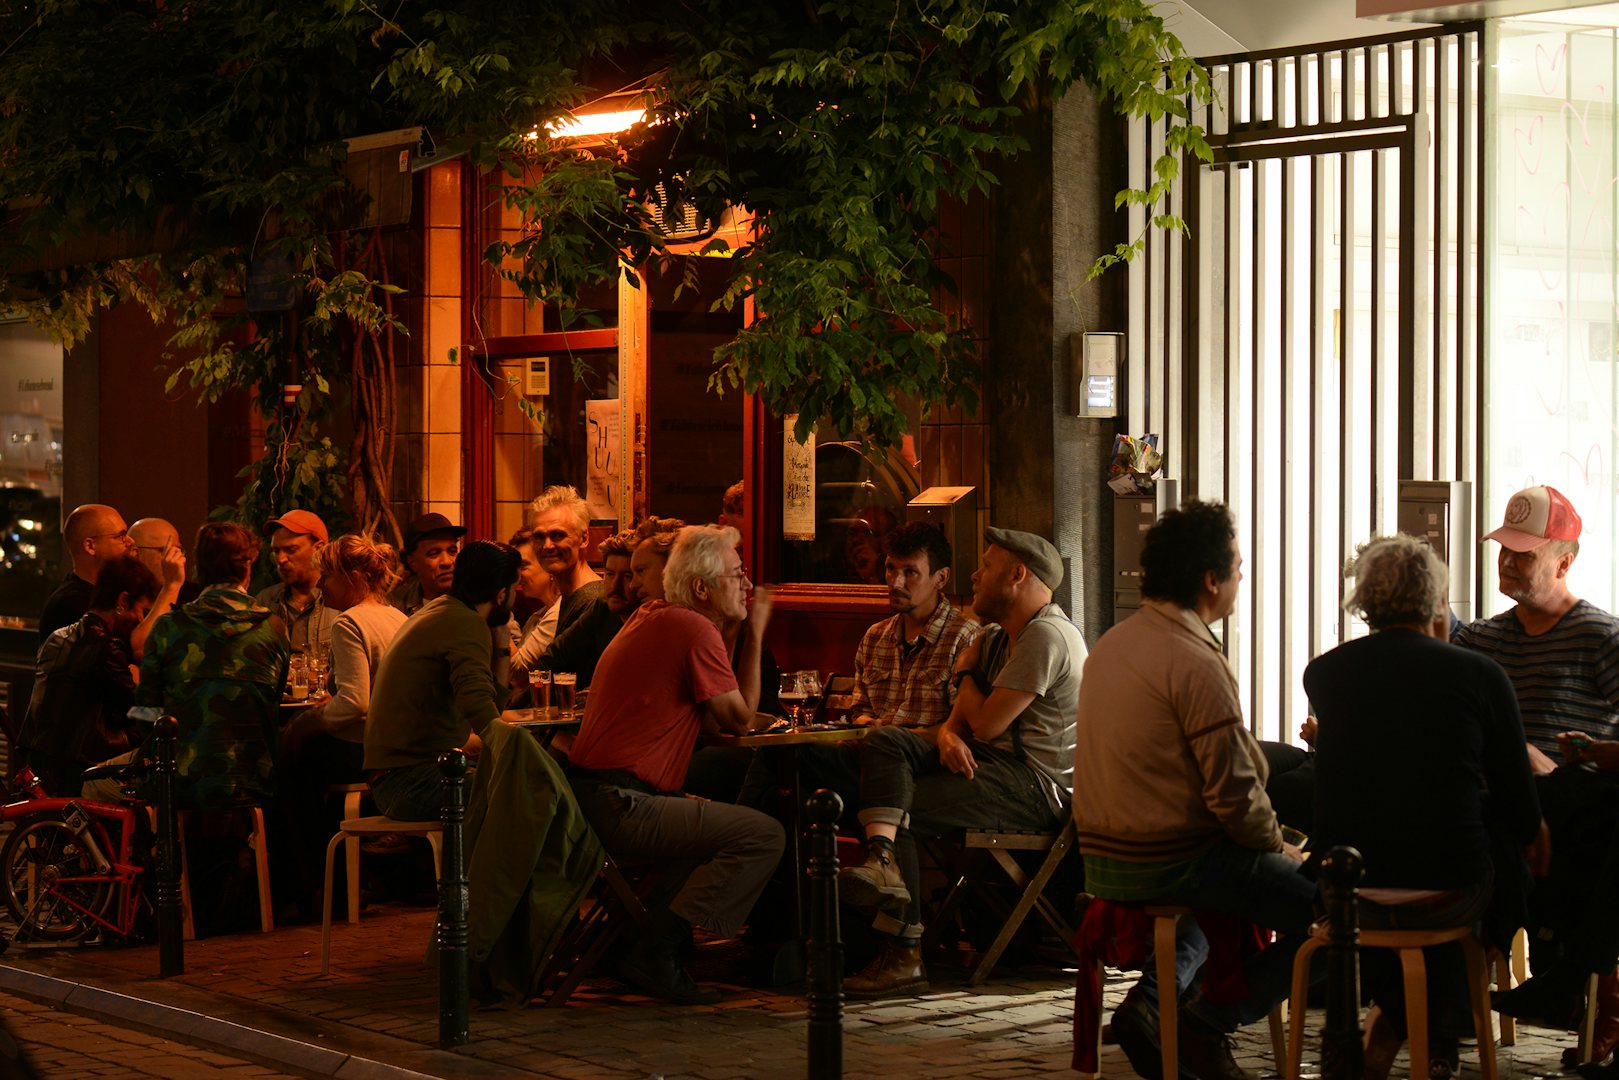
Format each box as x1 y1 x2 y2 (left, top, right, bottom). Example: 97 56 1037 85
1344 533 1450 629
530 484 590 537
664 525 740 608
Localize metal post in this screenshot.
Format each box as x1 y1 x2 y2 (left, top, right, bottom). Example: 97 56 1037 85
437 750 469 1048
1319 845 1365 1080
805 788 843 1080
152 715 183 977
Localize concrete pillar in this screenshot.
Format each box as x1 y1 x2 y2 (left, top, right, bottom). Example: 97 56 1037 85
987 82 1127 644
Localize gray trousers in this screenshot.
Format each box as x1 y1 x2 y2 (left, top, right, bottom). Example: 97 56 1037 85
574 780 785 938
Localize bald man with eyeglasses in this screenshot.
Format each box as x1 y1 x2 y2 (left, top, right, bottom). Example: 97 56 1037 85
40 504 135 642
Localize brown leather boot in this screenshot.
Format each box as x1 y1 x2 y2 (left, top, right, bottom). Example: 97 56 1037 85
845 937 928 1000
1565 972 1619 1068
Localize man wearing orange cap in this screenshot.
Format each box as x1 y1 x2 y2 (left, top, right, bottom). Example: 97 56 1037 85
1456 485 1619 1049
254 509 339 656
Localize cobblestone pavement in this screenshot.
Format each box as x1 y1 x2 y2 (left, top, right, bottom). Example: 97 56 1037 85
0 899 1591 1079
0 989 300 1078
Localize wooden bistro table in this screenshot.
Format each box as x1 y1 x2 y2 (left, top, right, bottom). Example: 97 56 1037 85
705 722 870 937
498 707 583 747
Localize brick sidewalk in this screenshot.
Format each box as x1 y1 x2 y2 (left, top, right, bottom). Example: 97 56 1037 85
0 900 1589 1079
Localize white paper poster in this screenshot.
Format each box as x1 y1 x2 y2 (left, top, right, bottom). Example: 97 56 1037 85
783 414 816 540
585 399 619 521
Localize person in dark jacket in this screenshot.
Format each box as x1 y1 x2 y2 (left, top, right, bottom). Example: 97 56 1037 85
17 555 159 795
1306 533 1542 1080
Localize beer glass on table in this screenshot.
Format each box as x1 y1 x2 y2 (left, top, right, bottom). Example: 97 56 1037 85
554 672 578 721
778 673 807 727
529 669 552 722
287 655 310 702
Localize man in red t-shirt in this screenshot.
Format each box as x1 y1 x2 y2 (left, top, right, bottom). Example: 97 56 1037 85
568 524 782 1004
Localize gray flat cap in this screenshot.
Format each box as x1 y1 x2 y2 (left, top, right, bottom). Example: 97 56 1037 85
984 527 1064 592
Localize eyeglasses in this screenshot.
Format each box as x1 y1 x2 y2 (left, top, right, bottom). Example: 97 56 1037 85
88 529 129 542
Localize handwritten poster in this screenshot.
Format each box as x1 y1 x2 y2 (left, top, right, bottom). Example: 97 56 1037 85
585 399 619 521
783 414 816 540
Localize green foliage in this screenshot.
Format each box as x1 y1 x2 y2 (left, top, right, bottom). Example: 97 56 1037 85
0 0 1209 460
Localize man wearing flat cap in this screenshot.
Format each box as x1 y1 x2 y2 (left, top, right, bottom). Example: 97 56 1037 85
837 525 1084 999
255 509 339 656
389 512 467 617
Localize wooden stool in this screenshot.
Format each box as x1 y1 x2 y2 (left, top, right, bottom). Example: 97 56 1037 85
324 782 369 924
1078 905 1286 1080
146 805 273 940
319 815 442 975
1286 924 1497 1080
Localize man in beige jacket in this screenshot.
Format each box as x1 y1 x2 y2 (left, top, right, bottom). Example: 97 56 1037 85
1072 500 1313 1080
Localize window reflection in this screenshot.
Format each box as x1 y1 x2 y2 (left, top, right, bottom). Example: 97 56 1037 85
0 321 64 623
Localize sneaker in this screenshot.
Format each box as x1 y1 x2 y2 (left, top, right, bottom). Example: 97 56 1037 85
837 841 910 913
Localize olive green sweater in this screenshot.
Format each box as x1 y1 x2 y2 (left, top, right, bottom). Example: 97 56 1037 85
365 595 501 771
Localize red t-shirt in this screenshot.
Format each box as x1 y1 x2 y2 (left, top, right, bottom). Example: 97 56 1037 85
569 601 739 792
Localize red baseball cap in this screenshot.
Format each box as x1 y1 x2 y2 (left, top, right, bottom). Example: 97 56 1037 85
1484 485 1582 552
265 509 329 544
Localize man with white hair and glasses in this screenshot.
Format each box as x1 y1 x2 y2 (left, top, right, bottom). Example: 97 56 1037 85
566 524 783 1005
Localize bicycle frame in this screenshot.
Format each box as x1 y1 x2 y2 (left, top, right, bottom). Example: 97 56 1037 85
2 768 146 939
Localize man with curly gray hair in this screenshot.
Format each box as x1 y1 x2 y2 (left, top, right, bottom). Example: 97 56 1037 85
565 524 783 1004
1308 534 1540 1080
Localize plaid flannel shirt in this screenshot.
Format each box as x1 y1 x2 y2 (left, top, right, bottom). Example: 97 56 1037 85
850 595 981 728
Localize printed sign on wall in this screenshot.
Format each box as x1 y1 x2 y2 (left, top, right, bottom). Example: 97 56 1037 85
585 399 619 521
783 415 816 540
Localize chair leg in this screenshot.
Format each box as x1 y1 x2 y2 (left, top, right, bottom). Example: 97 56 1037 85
427 833 443 881
1288 937 1325 1080
1269 1003 1287 1072
1462 935 1498 1080
342 791 362 925
1400 948 1430 1080
1494 950 1516 1046
177 812 195 941
319 832 344 977
248 807 273 933
1156 914 1180 1080
1581 973 1602 1063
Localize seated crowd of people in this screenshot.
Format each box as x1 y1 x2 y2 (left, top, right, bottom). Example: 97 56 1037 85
20 480 1619 1080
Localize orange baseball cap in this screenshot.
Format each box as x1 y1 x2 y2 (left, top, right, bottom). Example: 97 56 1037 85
265 509 329 544
1483 486 1581 552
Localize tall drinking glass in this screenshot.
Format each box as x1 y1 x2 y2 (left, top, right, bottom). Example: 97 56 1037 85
554 672 578 721
288 655 309 702
529 669 552 721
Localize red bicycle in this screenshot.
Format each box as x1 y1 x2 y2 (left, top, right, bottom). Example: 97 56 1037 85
0 763 152 945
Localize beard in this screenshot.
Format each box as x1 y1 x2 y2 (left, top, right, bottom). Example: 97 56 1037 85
486 596 515 626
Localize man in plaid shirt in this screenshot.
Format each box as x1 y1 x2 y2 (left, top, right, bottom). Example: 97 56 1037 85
849 521 981 732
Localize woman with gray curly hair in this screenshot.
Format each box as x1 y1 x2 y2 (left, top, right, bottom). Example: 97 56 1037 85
1305 534 1541 1080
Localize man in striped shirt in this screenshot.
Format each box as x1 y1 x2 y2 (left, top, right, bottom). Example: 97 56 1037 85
1452 485 1619 770
1455 485 1619 1041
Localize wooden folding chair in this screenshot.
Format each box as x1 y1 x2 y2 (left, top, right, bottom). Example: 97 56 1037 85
921 816 1079 983
533 853 655 1005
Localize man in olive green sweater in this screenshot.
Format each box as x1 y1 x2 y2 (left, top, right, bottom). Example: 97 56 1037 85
365 540 521 821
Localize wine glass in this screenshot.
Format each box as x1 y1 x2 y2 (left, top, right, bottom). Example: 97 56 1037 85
778 673 807 727
798 671 824 725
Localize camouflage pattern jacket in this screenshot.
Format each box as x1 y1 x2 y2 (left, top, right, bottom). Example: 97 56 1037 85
136 586 290 811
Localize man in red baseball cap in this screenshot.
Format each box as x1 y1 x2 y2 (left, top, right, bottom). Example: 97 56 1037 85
255 509 338 656
1456 484 1619 1043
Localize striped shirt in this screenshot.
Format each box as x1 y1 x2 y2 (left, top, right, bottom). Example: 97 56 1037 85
850 596 981 729
1452 599 1619 752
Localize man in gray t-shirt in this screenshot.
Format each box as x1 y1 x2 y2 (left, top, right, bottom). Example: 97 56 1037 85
837 527 1084 1000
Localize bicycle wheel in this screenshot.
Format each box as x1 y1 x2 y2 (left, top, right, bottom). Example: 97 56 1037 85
2 815 114 941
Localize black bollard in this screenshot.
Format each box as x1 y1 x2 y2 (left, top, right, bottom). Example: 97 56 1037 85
804 788 844 1080
437 750 470 1048
152 715 183 977
1319 845 1365 1080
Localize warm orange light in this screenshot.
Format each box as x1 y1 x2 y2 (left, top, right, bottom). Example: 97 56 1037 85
546 108 649 140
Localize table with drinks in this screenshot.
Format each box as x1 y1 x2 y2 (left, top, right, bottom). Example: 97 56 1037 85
281 652 331 711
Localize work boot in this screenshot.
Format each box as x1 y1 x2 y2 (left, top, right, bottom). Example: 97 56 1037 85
844 936 928 1000
1569 972 1619 1069
1177 1013 1257 1080
1110 990 1174 1080
620 909 720 1006
837 837 909 913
